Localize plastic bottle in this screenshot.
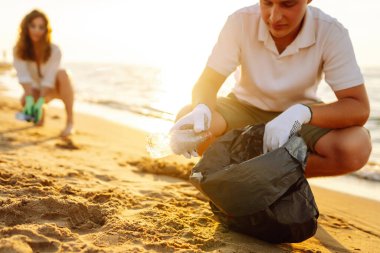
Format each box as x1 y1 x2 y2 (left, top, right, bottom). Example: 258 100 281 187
146 129 212 158
15 112 34 122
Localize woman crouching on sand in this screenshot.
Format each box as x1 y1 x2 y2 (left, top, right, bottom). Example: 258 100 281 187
13 9 74 137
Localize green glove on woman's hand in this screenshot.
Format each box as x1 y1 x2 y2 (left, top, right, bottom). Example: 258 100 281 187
23 95 34 117
33 97 45 124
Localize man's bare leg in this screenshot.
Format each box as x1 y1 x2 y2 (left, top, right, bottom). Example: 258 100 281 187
305 127 371 177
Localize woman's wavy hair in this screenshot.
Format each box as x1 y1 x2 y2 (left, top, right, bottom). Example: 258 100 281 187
14 9 52 62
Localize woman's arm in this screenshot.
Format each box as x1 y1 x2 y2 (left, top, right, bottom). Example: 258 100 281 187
41 45 62 89
309 84 370 128
13 53 35 95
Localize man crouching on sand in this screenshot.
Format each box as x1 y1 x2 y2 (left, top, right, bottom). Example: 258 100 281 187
170 0 371 178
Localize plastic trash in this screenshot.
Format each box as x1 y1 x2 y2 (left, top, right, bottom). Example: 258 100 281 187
15 112 34 122
146 129 211 158
189 124 319 243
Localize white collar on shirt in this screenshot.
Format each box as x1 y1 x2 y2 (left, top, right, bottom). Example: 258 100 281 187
258 7 316 57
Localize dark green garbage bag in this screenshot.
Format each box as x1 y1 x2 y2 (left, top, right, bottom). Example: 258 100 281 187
189 124 319 243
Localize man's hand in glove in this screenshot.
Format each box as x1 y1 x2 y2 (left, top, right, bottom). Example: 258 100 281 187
263 104 312 153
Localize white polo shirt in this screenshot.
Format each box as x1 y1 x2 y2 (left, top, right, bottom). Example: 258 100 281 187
207 4 364 112
13 44 61 89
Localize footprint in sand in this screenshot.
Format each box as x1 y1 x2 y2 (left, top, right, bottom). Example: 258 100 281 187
92 173 117 182
319 214 351 229
1 136 16 142
0 197 105 229
0 223 99 252
50 114 60 120
127 157 195 180
55 138 80 150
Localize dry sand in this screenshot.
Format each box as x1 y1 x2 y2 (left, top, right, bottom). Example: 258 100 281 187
0 95 379 253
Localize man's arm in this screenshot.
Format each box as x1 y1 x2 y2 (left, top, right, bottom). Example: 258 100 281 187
310 84 370 128
170 67 227 157
263 84 369 153
192 66 227 110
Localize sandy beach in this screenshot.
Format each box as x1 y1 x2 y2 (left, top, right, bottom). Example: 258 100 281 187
0 95 379 253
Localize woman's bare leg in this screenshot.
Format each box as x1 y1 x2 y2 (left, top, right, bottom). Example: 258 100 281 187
44 69 75 136
56 69 74 136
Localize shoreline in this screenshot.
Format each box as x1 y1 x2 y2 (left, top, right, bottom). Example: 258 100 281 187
0 80 174 133
2 85 379 202
309 174 380 202
1 95 380 252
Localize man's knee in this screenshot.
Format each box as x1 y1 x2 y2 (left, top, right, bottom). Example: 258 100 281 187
331 128 372 173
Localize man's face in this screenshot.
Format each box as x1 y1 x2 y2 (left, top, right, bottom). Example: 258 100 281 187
260 0 310 41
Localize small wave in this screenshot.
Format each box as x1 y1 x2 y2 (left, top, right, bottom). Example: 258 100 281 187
352 162 380 182
363 67 380 79
84 98 174 121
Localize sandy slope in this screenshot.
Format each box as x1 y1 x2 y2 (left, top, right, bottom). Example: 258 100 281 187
0 96 379 253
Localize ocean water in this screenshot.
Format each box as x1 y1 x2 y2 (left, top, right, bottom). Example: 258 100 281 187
1 62 380 185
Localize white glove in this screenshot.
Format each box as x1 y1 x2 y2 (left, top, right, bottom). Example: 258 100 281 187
169 129 211 158
170 104 212 158
263 104 312 154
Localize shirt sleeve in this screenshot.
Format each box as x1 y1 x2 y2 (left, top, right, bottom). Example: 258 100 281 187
13 51 34 85
206 13 242 77
322 26 364 91
41 45 62 88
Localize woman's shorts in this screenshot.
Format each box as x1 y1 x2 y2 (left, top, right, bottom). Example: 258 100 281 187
215 94 331 152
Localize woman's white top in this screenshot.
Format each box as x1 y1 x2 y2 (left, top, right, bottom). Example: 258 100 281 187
13 44 61 89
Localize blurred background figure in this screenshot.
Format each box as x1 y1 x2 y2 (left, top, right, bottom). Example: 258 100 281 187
0 50 12 72
13 9 74 137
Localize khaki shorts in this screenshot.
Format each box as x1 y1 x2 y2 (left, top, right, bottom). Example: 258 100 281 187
216 94 331 152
